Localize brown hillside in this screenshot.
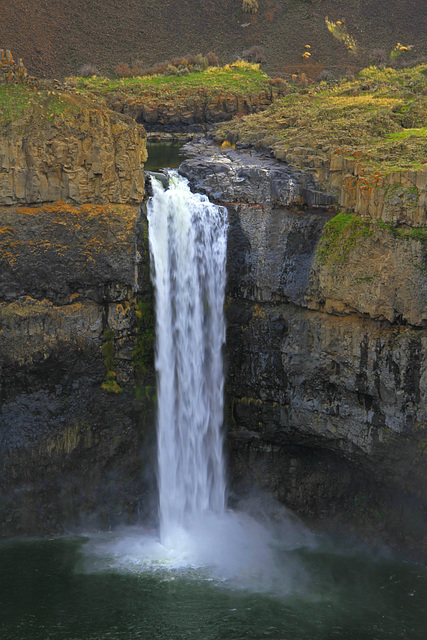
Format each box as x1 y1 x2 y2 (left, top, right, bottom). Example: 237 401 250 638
1 1 426 79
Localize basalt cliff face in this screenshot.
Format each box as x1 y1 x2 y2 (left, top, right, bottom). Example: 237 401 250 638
1 101 426 559
111 86 282 133
181 143 427 558
0 97 157 535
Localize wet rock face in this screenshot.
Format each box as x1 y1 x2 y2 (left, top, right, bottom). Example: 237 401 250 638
182 142 427 557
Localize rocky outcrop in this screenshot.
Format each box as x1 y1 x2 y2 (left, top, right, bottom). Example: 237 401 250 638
110 86 284 132
182 142 427 558
0 93 155 536
0 103 146 206
0 49 37 87
179 141 335 208
273 144 427 228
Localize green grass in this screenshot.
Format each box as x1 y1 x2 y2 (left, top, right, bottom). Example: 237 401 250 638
68 63 271 98
317 212 374 264
388 126 427 140
376 220 427 244
0 85 80 127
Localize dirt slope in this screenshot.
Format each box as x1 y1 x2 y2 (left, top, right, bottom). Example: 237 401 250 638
1 0 426 78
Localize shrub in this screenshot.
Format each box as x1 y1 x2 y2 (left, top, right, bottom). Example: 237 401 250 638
390 42 413 60
243 0 259 13
193 54 209 69
114 62 133 77
317 69 335 82
165 64 180 76
242 45 265 64
325 17 358 55
113 52 220 78
370 49 387 66
269 77 287 88
150 61 171 75
207 51 219 67
79 63 99 77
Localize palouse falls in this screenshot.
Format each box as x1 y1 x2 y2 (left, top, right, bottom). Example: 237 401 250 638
1 162 426 640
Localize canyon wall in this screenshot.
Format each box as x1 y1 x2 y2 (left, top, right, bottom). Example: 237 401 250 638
1 94 426 560
181 143 427 558
0 97 156 535
273 144 427 228
108 85 285 133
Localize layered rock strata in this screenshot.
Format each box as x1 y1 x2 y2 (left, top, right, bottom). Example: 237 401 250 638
273 144 427 228
109 86 284 132
0 106 146 206
181 142 427 558
0 99 155 536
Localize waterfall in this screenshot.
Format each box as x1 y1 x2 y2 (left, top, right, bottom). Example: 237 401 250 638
85 172 312 592
147 172 228 546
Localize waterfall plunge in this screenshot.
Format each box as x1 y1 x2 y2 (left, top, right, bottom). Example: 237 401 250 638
147 172 228 546
84 171 312 594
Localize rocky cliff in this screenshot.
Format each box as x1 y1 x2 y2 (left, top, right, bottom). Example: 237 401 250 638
0 86 156 535
1 78 426 559
111 86 281 133
181 142 427 558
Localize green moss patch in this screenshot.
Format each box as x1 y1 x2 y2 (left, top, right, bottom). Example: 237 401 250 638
376 221 427 244
317 212 373 264
101 328 123 394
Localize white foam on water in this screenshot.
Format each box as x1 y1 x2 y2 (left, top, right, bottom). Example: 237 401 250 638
82 503 316 596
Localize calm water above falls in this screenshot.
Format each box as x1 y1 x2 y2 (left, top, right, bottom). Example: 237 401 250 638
1 172 426 640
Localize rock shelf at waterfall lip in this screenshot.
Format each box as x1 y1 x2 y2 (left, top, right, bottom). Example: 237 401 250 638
178 140 335 209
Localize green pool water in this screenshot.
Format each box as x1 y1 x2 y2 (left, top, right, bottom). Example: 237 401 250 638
0 534 425 640
145 142 186 173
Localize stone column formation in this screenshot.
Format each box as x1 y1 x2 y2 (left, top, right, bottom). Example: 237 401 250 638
0 49 38 87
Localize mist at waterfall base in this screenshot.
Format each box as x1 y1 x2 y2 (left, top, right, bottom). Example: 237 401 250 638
83 172 314 595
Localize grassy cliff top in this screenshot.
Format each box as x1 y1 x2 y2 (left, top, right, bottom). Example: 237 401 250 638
215 64 427 176
66 62 272 100
0 84 144 138
0 85 91 128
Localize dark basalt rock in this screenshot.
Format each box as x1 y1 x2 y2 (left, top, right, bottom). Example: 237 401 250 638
179 141 335 208
178 138 427 559
0 202 156 537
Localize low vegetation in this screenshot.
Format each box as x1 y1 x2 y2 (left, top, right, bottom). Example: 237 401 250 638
113 52 219 78
317 212 373 264
215 64 427 179
0 84 83 128
242 0 259 14
67 61 272 101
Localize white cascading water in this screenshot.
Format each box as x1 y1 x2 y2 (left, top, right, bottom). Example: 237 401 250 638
84 171 312 593
147 172 228 547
